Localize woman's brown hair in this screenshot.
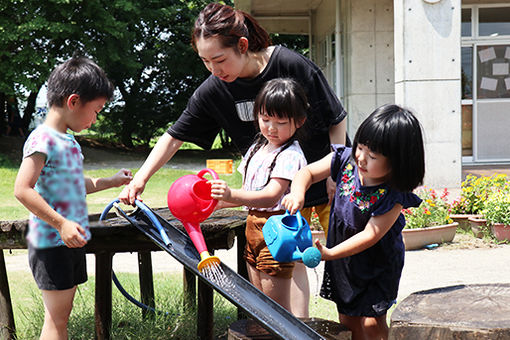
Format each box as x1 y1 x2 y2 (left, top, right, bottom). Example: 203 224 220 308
191 3 271 53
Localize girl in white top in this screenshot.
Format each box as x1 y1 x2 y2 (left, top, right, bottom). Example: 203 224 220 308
210 78 307 314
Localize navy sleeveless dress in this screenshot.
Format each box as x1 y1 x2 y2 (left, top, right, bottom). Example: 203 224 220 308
320 146 421 317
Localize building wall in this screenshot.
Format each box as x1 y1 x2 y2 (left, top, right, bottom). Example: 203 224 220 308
342 0 395 134
394 0 462 188
314 1 336 36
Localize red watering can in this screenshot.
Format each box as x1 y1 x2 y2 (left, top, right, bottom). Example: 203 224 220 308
167 168 220 272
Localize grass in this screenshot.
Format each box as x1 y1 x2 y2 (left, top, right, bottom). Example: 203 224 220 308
7 270 239 339
5 264 338 338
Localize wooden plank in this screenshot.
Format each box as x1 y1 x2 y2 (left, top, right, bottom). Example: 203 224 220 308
0 250 15 340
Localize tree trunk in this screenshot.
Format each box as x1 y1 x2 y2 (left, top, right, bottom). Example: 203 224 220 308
22 90 39 132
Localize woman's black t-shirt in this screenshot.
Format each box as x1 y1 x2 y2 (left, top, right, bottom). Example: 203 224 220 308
168 45 347 206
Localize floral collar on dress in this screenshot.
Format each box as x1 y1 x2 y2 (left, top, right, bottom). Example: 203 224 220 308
338 163 387 212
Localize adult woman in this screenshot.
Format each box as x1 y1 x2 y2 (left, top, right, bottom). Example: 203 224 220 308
119 2 348 317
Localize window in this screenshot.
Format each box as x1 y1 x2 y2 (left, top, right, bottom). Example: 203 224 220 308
462 8 471 37
461 47 473 99
479 7 510 37
477 45 510 99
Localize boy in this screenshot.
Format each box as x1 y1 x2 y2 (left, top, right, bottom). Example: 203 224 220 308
14 57 132 340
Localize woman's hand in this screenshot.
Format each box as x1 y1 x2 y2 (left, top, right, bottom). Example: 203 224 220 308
281 192 304 214
119 178 145 205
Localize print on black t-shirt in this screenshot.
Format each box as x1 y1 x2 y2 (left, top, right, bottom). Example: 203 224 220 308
235 100 255 122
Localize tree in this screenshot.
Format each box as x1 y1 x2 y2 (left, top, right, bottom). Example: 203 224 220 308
90 0 211 147
0 0 211 145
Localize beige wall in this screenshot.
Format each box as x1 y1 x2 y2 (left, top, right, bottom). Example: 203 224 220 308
342 0 394 134
313 0 336 36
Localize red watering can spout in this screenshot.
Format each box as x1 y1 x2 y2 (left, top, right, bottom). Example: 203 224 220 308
167 168 220 272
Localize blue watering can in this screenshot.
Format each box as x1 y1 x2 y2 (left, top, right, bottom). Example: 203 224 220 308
262 210 321 268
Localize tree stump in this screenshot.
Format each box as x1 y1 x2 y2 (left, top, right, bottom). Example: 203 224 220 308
390 283 510 340
228 318 351 340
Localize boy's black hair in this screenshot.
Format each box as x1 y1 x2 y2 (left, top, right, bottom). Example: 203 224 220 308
352 104 425 192
244 78 309 186
46 57 114 108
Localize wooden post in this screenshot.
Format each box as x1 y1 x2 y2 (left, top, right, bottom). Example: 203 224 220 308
236 228 248 320
95 251 113 340
137 252 155 319
197 278 214 340
0 250 15 340
183 268 196 308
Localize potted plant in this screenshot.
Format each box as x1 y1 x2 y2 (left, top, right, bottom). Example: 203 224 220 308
482 188 510 242
402 187 458 250
450 174 508 235
310 207 326 245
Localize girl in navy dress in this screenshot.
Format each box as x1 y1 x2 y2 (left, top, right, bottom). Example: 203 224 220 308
283 104 425 340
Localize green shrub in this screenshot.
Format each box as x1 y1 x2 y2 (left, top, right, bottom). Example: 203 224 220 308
450 174 509 214
483 188 510 226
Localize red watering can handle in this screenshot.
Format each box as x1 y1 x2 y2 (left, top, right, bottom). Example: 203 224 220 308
197 168 219 181
197 168 219 215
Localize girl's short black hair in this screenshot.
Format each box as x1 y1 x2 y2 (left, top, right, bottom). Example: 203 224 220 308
253 78 308 123
352 104 425 192
46 57 114 108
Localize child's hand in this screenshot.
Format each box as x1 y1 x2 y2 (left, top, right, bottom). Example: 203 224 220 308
281 193 304 214
315 238 332 261
111 169 133 187
209 179 231 201
60 220 87 248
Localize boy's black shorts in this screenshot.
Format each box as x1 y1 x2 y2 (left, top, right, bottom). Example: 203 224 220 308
28 245 87 290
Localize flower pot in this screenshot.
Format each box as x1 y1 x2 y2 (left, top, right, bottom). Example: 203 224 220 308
491 223 510 242
468 216 487 238
402 222 458 250
450 214 479 231
311 230 327 245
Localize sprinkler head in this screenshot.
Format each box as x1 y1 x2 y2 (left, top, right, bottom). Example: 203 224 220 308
302 247 321 268
197 251 221 272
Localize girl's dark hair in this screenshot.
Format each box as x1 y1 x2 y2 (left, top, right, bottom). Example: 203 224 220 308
46 57 114 108
352 104 425 192
243 78 309 186
192 3 271 53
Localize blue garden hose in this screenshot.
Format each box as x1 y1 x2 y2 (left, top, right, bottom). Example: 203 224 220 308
100 199 171 316
100 199 171 246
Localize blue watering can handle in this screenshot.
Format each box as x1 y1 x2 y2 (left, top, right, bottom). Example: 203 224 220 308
296 210 303 228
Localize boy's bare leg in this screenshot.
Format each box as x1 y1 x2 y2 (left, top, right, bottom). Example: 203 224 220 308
40 286 76 340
